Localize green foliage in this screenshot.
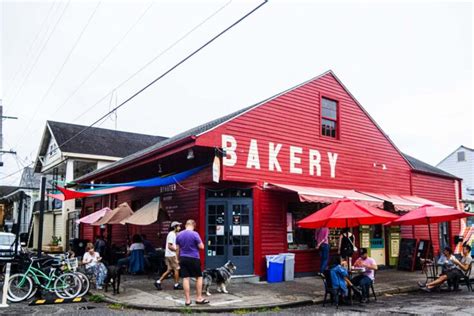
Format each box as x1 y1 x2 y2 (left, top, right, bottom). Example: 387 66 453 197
88 294 105 303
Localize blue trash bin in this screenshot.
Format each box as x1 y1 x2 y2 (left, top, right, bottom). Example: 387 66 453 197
266 255 285 283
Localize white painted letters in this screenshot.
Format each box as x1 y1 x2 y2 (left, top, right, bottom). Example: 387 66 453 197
328 152 338 178
309 149 321 176
269 142 282 172
222 134 237 166
290 146 303 174
246 139 261 169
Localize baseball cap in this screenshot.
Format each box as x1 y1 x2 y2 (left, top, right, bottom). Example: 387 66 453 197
171 221 182 228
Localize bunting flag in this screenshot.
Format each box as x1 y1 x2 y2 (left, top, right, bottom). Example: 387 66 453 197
76 165 206 188
48 186 134 201
47 165 207 201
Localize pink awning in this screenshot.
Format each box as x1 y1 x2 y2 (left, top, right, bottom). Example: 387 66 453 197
358 192 450 211
92 202 134 226
266 183 384 206
76 207 111 224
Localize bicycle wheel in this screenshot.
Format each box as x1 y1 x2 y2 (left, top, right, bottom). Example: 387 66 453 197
7 273 33 302
75 271 90 297
54 273 82 299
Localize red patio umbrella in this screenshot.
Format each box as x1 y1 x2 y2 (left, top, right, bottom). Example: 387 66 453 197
387 204 471 253
297 199 399 229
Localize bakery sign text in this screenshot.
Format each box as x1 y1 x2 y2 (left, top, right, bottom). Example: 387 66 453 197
221 134 338 178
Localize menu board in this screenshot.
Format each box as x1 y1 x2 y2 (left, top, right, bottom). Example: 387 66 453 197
397 238 417 271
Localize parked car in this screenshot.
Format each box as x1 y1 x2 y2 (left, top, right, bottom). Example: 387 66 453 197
0 232 22 261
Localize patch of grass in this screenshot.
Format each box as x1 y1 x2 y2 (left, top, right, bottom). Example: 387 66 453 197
180 306 194 314
88 294 105 303
108 303 126 310
258 307 281 313
233 309 251 315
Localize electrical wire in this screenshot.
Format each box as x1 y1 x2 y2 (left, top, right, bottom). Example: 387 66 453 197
2 0 267 183
7 0 72 108
3 0 58 99
58 0 268 150
13 1 102 149
49 1 155 118
70 0 233 123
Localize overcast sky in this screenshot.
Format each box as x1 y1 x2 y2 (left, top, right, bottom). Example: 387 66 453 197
0 0 472 186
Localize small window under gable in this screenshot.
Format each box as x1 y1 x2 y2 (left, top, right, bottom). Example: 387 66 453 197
457 151 466 162
321 97 338 138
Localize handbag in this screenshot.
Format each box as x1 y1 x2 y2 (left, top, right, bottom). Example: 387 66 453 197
347 233 358 252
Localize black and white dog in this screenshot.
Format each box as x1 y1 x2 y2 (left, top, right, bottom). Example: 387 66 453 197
202 261 237 296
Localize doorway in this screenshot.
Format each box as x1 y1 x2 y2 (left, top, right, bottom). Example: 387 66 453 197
205 195 253 275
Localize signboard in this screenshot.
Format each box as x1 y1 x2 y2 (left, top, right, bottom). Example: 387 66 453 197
361 232 370 248
397 238 417 271
286 213 293 232
390 237 400 257
212 156 220 183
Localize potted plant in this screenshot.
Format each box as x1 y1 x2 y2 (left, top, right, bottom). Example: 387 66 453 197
50 236 62 252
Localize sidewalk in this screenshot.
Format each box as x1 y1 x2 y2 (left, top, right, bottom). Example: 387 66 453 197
94 269 426 312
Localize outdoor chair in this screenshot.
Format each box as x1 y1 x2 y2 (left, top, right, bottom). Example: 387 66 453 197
128 249 145 274
321 270 344 309
452 262 473 292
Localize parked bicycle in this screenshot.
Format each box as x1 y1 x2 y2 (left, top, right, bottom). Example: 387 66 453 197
56 252 90 297
7 256 82 302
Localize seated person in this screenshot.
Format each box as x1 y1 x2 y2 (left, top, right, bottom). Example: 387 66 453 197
116 234 145 273
419 245 472 291
351 248 378 303
328 255 349 298
82 245 108 290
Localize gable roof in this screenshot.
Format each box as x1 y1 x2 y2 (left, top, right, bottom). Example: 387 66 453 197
48 121 167 157
34 121 167 173
77 70 420 182
436 145 474 166
403 153 459 179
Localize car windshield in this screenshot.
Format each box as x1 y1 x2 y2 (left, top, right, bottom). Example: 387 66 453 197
0 235 15 246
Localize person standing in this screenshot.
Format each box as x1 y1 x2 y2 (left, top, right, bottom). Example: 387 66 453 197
176 219 208 306
155 221 183 290
338 228 355 260
315 227 330 275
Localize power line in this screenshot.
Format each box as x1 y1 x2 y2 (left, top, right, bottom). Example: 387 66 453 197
7 0 71 108
49 1 154 118
4 1 58 99
2 0 267 182
9 0 155 153
67 0 233 123
13 1 102 148
58 0 268 150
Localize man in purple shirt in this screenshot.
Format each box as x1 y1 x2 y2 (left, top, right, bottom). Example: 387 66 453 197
315 227 330 275
176 219 208 306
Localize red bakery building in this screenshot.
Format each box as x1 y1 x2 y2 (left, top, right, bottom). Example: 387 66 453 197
76 70 463 277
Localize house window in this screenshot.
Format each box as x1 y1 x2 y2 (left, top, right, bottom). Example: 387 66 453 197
321 97 338 138
457 151 466 162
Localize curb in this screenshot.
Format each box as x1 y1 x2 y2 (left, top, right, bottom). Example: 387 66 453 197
93 284 420 313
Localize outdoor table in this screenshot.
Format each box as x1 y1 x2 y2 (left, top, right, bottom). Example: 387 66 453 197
421 260 438 283
347 267 366 305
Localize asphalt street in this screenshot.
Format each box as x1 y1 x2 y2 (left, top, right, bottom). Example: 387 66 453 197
0 290 472 315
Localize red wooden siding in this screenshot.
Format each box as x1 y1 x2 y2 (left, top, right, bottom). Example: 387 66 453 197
196 73 413 195
81 168 211 248
404 172 460 252
258 190 287 275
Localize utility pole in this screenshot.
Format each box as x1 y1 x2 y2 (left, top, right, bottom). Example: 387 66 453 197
0 100 19 167
37 176 46 257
